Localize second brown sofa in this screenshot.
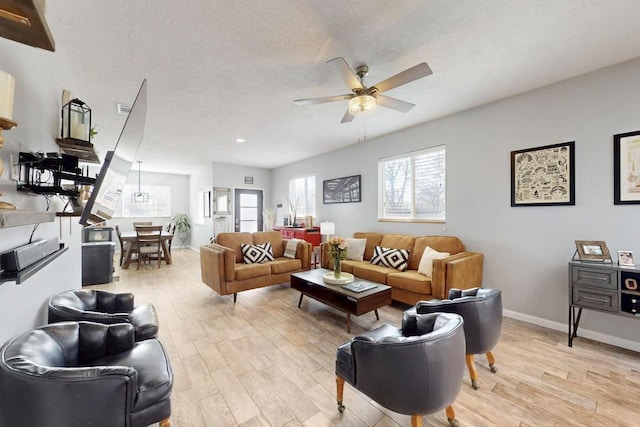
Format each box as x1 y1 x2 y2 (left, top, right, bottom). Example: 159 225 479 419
321 232 484 305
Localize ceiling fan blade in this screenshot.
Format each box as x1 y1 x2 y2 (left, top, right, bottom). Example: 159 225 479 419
294 94 353 106
328 57 364 90
371 62 432 94
340 108 356 124
375 95 415 113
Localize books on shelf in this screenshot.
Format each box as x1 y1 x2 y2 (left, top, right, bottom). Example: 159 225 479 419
341 281 377 293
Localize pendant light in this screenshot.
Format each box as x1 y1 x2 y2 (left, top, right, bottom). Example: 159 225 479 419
131 160 149 202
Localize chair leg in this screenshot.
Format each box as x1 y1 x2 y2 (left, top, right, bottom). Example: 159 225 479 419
233 293 238 303
159 417 171 427
445 406 459 427
411 415 422 427
466 354 479 389
486 351 497 373
336 376 345 413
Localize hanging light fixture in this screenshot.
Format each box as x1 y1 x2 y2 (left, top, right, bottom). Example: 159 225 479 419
348 94 377 115
131 160 149 202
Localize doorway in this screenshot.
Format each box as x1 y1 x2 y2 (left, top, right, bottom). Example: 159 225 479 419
234 189 263 232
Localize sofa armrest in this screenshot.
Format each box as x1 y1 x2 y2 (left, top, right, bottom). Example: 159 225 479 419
200 244 235 293
320 242 330 269
431 252 484 299
293 240 312 270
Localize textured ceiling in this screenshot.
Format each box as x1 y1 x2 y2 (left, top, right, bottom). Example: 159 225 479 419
37 1 640 173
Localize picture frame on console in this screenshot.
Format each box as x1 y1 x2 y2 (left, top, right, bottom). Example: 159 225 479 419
618 251 635 267
511 141 575 207
613 130 640 205
574 240 611 262
323 174 361 204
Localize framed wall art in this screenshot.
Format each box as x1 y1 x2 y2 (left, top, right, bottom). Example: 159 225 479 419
574 240 611 262
511 141 575 206
613 130 640 205
323 174 361 204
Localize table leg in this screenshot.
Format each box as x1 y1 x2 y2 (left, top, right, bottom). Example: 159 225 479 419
374 309 380 320
346 313 351 333
298 293 304 308
122 244 132 270
161 240 172 265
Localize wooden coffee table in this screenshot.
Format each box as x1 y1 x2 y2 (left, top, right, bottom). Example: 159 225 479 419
290 268 392 333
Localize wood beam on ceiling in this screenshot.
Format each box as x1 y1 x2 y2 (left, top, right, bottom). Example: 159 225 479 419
0 0 54 51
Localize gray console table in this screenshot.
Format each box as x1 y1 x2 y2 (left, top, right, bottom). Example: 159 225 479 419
568 260 640 346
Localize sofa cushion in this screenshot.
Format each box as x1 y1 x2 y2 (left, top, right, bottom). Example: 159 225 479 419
370 246 410 271
217 232 254 263
241 243 275 264
379 234 416 252
234 262 271 281
418 246 450 278
409 236 465 270
387 270 432 294
353 232 384 261
269 258 302 274
346 238 367 261
353 262 396 284
253 231 285 258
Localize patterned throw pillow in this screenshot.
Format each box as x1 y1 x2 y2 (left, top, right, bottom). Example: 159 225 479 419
370 246 410 271
241 243 274 264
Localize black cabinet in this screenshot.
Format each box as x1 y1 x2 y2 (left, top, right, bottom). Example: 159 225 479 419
82 242 114 286
568 261 640 346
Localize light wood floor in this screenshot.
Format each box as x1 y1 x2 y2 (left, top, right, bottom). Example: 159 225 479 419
92 249 640 427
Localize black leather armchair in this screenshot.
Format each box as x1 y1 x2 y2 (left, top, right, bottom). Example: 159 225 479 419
48 289 159 341
335 312 466 427
411 287 502 390
0 321 172 427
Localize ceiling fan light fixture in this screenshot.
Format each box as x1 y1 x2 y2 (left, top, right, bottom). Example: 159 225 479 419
348 95 376 115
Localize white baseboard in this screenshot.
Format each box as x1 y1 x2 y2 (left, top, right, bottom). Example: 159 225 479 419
503 309 640 353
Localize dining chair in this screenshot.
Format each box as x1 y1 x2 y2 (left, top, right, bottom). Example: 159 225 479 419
167 223 176 254
133 221 153 228
115 224 138 267
135 225 163 270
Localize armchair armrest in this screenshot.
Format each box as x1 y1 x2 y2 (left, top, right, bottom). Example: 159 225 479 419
431 252 484 299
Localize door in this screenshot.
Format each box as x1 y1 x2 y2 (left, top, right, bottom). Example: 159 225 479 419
234 189 263 232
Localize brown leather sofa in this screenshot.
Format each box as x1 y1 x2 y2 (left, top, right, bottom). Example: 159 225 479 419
321 232 483 305
201 231 312 302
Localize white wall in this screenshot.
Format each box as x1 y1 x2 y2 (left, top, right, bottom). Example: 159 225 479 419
190 162 273 249
0 39 83 344
273 57 640 350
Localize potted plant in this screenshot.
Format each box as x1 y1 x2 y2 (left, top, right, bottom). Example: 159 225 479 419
172 213 191 247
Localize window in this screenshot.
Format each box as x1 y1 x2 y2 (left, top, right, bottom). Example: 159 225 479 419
289 175 316 220
113 184 171 218
378 145 446 222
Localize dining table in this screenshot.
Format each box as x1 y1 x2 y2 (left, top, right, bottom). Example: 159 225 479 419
120 230 174 269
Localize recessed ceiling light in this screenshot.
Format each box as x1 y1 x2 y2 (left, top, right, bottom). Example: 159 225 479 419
236 138 245 143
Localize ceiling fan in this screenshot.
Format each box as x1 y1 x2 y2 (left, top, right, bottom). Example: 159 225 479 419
294 57 432 123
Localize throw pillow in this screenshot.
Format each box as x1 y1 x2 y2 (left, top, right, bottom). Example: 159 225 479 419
345 238 367 261
370 246 410 271
241 243 274 264
417 246 450 278
283 239 300 259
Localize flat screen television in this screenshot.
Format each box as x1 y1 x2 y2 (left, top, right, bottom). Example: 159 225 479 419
79 79 147 226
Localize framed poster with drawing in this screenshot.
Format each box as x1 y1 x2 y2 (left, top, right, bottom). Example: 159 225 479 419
613 130 640 205
511 141 575 206
323 175 361 204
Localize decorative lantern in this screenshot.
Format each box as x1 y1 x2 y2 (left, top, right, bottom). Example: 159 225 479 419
61 98 91 141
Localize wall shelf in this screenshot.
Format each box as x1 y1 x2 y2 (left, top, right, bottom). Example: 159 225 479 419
0 244 67 285
0 209 55 228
